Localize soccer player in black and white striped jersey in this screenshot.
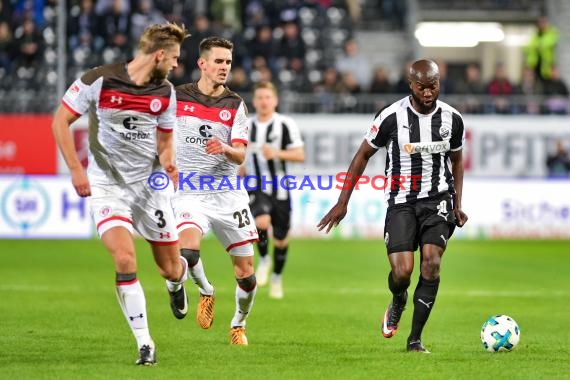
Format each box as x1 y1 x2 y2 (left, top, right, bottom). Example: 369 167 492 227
242 82 305 299
318 59 468 353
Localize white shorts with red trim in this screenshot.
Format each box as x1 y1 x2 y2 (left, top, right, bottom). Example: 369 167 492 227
89 181 178 245
172 190 258 256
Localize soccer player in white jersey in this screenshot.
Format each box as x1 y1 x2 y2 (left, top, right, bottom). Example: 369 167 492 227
52 23 190 365
318 59 469 353
242 82 305 299
166 36 258 345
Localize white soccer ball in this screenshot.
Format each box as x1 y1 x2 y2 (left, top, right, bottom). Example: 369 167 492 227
480 314 521 352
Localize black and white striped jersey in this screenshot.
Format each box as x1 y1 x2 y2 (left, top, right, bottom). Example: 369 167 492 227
244 112 304 201
365 96 465 206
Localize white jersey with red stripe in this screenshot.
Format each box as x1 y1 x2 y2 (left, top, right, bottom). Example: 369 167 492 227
61 62 176 185
174 83 249 193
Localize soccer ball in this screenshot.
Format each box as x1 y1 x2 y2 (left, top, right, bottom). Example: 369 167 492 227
480 315 520 352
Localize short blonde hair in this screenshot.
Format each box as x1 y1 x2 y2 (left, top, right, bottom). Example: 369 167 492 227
253 81 278 96
138 23 190 54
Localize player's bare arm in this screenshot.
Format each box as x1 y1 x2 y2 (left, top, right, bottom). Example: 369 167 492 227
157 129 179 190
450 149 468 227
262 145 305 162
52 105 91 197
317 140 378 233
206 137 246 164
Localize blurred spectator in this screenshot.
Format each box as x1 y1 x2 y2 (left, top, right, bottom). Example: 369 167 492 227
524 16 559 83
486 62 514 114
394 60 413 94
12 18 43 68
281 56 312 93
228 67 252 93
546 140 570 178
0 20 13 73
95 0 130 15
382 0 406 29
543 66 569 115
335 39 371 90
169 64 187 86
130 0 164 42
67 0 103 52
436 59 453 94
242 0 279 28
246 24 278 74
455 63 485 114
517 67 543 114
211 0 241 31
313 66 343 112
152 0 195 25
99 0 131 56
184 14 215 72
369 66 392 93
340 71 361 94
344 0 361 24
456 63 485 94
12 0 45 27
277 20 305 70
251 65 273 84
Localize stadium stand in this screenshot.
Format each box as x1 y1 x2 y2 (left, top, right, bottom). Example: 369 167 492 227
0 0 568 114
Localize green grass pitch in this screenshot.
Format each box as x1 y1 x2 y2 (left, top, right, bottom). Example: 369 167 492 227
1 238 569 379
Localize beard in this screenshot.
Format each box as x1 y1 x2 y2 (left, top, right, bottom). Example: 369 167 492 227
150 65 169 82
411 91 437 113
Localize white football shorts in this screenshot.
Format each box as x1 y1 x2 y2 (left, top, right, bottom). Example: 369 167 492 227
172 190 258 256
89 180 178 245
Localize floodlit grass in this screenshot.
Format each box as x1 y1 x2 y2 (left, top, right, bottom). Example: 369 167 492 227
1 239 569 379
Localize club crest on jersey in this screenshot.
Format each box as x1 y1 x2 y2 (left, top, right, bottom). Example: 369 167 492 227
150 98 162 113
439 125 451 139
219 109 232 121
100 206 112 217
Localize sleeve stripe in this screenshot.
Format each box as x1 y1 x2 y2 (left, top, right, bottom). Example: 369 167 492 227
231 138 248 146
61 100 82 117
157 125 173 133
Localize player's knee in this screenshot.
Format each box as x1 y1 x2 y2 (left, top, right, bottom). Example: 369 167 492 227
392 263 414 281
181 248 200 267
273 239 288 249
113 249 136 272
421 256 441 279
236 274 257 292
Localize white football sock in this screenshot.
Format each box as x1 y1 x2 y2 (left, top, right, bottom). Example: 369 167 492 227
230 284 257 327
189 258 214 295
115 279 152 348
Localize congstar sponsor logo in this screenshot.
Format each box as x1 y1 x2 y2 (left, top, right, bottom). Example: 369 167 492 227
403 141 450 154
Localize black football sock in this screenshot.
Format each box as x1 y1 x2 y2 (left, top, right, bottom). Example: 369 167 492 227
257 229 269 258
409 276 440 342
273 245 288 275
388 271 410 304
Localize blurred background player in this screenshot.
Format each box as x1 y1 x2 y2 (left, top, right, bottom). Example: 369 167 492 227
167 36 258 345
51 23 190 365
243 81 305 299
318 59 468 353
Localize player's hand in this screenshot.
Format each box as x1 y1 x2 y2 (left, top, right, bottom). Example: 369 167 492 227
206 137 227 155
317 203 348 233
262 144 278 160
164 163 179 191
71 167 91 197
454 208 468 227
